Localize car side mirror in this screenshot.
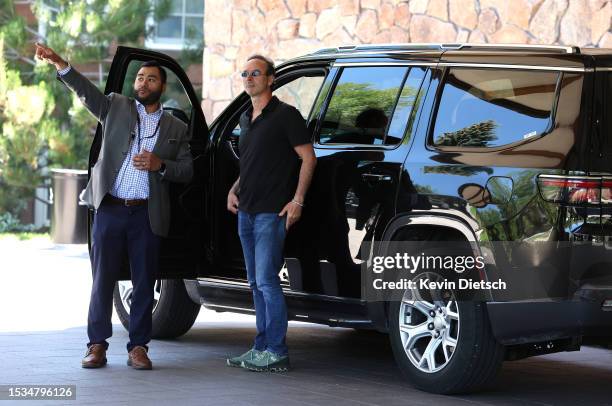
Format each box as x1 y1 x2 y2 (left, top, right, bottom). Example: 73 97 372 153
485 176 514 205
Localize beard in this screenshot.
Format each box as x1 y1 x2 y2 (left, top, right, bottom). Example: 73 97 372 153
134 88 163 106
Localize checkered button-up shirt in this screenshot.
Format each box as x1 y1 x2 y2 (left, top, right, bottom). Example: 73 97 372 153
110 100 163 199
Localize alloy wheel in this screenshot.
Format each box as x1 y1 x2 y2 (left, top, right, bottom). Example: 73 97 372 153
117 279 163 314
398 274 460 373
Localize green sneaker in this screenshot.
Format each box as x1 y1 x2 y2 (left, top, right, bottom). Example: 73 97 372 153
242 350 290 372
226 349 262 368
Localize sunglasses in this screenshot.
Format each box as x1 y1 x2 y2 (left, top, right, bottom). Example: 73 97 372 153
240 69 266 78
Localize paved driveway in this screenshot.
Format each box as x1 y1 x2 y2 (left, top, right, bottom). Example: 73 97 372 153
0 237 610 405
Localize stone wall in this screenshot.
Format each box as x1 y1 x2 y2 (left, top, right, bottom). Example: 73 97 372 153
203 0 612 120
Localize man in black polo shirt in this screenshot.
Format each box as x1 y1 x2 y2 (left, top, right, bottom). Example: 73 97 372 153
226 55 316 372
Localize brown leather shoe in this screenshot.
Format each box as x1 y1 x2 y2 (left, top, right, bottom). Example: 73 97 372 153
81 344 107 368
127 346 152 370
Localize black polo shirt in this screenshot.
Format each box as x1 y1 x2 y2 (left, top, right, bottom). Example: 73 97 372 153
238 96 311 214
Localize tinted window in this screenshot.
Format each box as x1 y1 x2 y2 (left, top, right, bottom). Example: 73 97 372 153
273 74 325 119
319 67 408 145
386 67 427 145
432 68 559 148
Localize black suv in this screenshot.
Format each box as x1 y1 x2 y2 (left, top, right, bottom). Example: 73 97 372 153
92 43 612 394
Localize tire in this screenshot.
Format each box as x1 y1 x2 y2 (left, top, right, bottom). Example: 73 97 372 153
113 279 201 339
388 274 504 394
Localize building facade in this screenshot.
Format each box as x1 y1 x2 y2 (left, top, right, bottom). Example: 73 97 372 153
202 0 612 120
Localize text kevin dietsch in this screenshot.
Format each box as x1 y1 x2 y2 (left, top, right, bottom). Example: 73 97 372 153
368 252 507 292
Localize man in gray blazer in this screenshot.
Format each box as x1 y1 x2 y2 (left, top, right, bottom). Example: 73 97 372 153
35 43 193 370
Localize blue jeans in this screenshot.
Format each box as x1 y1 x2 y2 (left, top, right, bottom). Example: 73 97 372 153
238 211 288 356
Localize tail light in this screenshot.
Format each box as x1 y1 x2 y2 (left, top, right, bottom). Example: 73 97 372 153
537 175 612 205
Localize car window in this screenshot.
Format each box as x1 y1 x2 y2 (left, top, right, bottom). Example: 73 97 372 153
273 74 326 119
121 60 192 123
431 68 559 148
386 67 428 145
318 67 408 146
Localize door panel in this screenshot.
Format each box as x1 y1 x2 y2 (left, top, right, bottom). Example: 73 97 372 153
89 46 209 280
404 66 585 301
287 65 430 298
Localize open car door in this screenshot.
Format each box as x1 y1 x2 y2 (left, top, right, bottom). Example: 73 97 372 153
87 46 209 280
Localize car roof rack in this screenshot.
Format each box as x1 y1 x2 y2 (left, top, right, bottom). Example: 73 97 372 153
309 43 580 55
452 43 580 54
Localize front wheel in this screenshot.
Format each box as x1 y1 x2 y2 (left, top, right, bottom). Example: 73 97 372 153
113 279 201 339
388 276 504 394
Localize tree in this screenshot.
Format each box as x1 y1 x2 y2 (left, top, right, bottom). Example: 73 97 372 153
0 32 53 213
325 82 410 127
0 0 194 218
435 119 498 147
424 165 494 177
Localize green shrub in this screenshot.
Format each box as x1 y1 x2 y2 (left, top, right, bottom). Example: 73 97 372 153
0 212 37 233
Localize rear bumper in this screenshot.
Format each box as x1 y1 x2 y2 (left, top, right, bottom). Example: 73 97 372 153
487 289 612 345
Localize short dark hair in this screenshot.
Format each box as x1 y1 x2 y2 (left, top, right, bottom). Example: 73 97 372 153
139 60 167 84
247 54 275 76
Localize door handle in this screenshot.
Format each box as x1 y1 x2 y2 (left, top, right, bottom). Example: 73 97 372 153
361 173 392 182
227 138 240 159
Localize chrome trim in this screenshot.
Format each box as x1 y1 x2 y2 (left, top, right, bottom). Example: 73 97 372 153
333 61 438 67
197 277 365 304
203 303 373 326
227 140 240 160
314 141 400 150
312 43 445 54
297 51 439 61
437 62 588 72
388 215 477 242
537 174 612 180
198 278 250 288
595 67 612 71
332 61 588 72
454 43 578 54
284 289 363 303
328 319 373 324
408 209 481 234
309 43 579 55
203 303 255 313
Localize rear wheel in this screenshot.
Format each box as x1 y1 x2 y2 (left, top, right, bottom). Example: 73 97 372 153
388 273 504 394
113 279 201 339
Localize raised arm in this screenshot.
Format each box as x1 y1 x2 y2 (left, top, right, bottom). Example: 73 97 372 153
35 43 112 123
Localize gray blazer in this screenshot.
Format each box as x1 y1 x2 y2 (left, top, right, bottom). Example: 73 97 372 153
58 68 193 237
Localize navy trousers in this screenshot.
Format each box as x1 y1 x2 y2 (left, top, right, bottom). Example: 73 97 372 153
87 199 161 352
